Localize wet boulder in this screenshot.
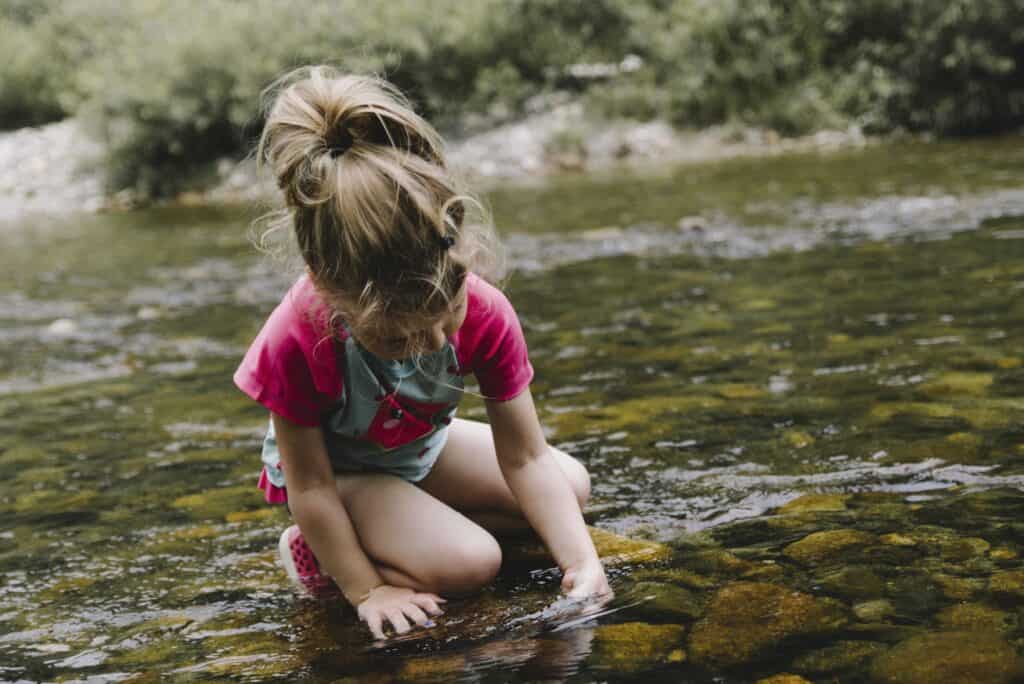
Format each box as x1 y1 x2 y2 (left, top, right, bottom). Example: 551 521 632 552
792 640 887 676
784 529 876 564
870 631 1023 684
590 622 687 674
688 582 847 668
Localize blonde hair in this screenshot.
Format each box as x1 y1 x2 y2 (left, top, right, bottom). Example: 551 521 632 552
257 66 500 349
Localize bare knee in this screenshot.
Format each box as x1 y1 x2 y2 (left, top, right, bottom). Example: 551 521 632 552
554 448 591 510
432 533 502 596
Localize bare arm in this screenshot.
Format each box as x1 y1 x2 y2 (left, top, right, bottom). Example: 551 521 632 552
272 413 443 637
272 412 383 603
485 389 608 596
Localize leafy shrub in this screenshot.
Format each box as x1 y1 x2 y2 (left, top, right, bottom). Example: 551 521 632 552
2 0 1022 193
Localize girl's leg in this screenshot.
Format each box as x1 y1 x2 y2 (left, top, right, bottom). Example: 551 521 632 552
417 418 591 534
333 472 502 596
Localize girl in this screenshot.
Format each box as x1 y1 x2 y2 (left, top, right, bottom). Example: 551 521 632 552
234 66 610 640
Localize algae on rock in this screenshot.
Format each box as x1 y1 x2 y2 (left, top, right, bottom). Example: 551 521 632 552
688 582 847 668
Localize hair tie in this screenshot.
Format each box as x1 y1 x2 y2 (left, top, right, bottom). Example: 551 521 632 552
439 235 456 250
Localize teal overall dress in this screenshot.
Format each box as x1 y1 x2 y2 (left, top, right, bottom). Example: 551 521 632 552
260 331 465 490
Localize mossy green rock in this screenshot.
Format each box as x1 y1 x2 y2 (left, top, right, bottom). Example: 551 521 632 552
792 640 887 675
632 581 704 621
784 529 876 564
756 675 812 684
919 372 993 397
591 622 687 673
936 603 1016 632
689 582 847 668
853 599 895 622
818 566 886 600
870 631 1023 684
503 527 671 567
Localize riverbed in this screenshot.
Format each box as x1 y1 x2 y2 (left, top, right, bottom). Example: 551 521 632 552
2 139 1023 682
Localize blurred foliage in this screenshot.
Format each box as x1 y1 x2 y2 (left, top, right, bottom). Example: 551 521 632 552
607 0 1024 135
0 0 1022 194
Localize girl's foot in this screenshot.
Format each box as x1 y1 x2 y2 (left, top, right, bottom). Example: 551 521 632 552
278 525 339 598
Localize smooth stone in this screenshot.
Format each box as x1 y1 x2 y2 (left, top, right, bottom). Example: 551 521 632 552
792 640 887 675
591 622 687 673
931 573 982 601
784 529 876 564
870 631 1023 684
853 599 895 622
688 582 847 668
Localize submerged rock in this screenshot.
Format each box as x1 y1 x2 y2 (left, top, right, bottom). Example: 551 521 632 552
989 571 1024 601
632 581 704 621
590 622 686 673
632 567 716 590
502 527 671 568
689 582 847 668
784 529 876 564
870 631 1023 684
756 675 812 684
792 640 887 675
936 603 1016 633
853 599 895 622
817 566 886 600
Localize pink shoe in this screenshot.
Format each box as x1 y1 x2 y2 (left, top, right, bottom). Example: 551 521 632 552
278 525 339 598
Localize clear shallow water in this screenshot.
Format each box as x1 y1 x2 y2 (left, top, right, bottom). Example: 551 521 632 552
1 140 1023 682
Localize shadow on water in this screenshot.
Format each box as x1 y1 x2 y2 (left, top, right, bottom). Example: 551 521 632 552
1 140 1023 682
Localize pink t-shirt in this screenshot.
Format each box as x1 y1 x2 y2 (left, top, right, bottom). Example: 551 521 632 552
233 272 534 426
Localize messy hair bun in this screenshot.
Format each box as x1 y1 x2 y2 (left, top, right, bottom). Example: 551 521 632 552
257 65 499 340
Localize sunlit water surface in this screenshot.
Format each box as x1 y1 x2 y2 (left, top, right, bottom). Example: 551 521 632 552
2 140 1023 683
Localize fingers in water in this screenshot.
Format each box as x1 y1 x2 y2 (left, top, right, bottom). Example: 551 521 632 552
402 603 430 627
386 610 412 635
411 594 444 616
365 613 385 640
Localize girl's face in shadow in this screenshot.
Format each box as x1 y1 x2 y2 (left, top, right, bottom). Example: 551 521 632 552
355 283 468 360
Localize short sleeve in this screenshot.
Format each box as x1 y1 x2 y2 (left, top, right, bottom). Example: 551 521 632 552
233 276 342 426
454 274 534 401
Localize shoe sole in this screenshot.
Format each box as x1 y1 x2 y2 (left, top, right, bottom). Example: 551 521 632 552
278 526 303 587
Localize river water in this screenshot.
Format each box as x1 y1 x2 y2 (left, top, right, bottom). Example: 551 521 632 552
2 139 1023 682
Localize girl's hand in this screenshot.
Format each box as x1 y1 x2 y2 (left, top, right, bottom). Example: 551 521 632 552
561 560 612 599
355 585 445 640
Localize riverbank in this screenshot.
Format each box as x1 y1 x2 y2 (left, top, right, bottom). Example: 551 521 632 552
0 103 870 220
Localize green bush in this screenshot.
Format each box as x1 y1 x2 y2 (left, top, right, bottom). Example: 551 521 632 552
66 0 634 194
597 0 1024 136
2 0 1022 193
0 17 66 128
